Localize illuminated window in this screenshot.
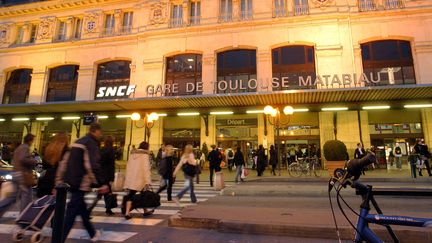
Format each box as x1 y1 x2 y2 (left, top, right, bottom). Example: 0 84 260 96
46 65 79 102
361 40 415 86
166 54 202 96
2 68 32 104
95 60 131 99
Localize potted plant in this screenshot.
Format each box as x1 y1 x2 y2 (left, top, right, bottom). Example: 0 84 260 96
323 140 348 177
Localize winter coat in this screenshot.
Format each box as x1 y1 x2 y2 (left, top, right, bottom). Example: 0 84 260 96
269 149 277 166
99 146 116 184
207 149 221 167
233 151 245 166
124 149 152 191
160 156 174 180
354 148 366 159
12 143 37 187
56 133 101 192
37 146 68 198
257 149 267 170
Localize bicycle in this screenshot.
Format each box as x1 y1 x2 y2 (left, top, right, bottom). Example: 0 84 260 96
288 156 322 177
328 153 432 243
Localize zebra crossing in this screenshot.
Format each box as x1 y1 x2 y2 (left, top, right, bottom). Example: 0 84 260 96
0 182 226 242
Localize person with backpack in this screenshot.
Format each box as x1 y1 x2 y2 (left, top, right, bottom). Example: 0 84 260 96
233 146 245 183
157 145 174 201
227 148 234 172
394 143 403 170
172 144 197 205
207 145 221 187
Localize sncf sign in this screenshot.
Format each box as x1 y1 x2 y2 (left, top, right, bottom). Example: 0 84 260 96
96 85 136 98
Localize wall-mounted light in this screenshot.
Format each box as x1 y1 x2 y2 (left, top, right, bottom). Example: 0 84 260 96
131 113 141 121
36 117 55 121
321 107 349 111
12 117 30 121
62 116 80 120
404 104 432 108
178 112 200 116
210 111 234 115
362 106 390 110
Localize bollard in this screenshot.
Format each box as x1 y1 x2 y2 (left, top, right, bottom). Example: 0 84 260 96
52 183 70 243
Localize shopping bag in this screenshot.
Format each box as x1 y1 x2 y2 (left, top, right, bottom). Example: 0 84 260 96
112 172 125 192
104 193 118 209
214 171 225 190
242 168 250 178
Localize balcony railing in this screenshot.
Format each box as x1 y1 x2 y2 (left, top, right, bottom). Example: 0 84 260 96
189 16 201 26
170 17 183 28
219 13 233 23
101 27 115 37
358 0 376 12
240 11 253 21
54 34 67 42
384 0 403 9
119 26 132 35
294 4 309 16
273 7 287 18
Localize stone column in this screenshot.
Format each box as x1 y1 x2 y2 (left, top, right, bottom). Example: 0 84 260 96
421 108 432 147
76 65 95 101
148 118 163 154
202 53 216 94
257 49 272 92
0 73 5 103
65 17 74 40
232 0 240 21
28 121 43 152
319 112 335 168
258 114 274 149
28 69 46 103
359 111 371 149
182 1 189 26
201 115 216 147
114 9 122 33
336 111 362 159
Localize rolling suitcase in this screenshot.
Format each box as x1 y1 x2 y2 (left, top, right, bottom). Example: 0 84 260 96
13 195 56 243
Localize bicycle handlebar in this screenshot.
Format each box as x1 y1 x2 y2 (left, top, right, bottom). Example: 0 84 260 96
346 153 377 181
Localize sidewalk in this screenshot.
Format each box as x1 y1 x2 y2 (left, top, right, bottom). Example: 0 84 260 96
168 181 432 242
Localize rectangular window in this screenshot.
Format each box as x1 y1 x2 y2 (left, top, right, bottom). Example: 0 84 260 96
73 17 83 39
220 0 233 22
56 21 67 41
122 12 133 33
384 0 403 9
104 14 115 35
171 4 183 27
29 24 37 43
240 0 253 20
189 1 201 25
294 0 309 16
15 26 24 44
358 0 375 12
274 0 286 17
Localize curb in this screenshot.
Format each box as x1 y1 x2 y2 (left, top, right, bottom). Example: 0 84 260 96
169 215 432 242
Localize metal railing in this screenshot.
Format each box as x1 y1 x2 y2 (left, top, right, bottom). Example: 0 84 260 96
219 13 233 23
294 4 309 16
358 0 376 12
101 27 115 37
119 26 133 35
170 17 184 28
273 7 287 18
189 16 201 26
384 0 404 9
240 10 253 20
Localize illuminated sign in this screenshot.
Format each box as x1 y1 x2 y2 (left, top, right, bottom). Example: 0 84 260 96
96 85 136 98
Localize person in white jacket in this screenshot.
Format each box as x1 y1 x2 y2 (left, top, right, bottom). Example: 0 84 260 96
172 144 197 205
123 141 153 220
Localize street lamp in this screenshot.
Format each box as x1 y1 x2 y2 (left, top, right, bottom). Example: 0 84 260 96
263 105 294 176
126 112 159 159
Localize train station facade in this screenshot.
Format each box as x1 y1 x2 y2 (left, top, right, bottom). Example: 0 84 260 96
0 0 431 165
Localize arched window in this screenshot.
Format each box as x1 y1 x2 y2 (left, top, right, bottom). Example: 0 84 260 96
361 40 415 85
272 45 315 90
95 60 131 99
217 49 257 93
2 68 32 104
46 65 79 102
166 54 202 96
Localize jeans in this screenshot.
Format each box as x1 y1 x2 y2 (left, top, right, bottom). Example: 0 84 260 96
157 177 173 201
63 190 96 241
18 185 33 212
410 163 417 178
235 165 243 183
395 156 402 169
176 175 196 203
209 165 221 187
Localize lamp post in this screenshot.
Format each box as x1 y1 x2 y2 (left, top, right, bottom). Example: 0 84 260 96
127 112 142 160
263 105 294 176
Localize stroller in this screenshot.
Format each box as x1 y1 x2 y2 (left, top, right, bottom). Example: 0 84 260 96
13 195 56 243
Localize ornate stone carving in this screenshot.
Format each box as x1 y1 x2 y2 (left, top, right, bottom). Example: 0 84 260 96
0 25 8 44
83 12 100 33
311 0 334 8
149 2 168 25
37 18 55 40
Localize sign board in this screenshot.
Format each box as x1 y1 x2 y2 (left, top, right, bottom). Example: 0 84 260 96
216 118 258 126
96 85 136 99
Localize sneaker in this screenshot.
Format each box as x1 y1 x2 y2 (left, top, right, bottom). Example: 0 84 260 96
91 230 101 242
172 197 181 207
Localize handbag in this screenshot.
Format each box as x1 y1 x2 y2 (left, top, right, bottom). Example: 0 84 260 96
183 163 197 177
132 187 161 209
104 193 118 209
112 172 125 192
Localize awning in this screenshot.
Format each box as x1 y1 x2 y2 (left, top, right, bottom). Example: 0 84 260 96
0 84 431 115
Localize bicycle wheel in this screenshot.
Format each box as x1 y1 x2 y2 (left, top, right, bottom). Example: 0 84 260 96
288 163 302 177
312 162 323 177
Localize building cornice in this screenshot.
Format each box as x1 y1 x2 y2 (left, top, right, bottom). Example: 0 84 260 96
0 0 138 18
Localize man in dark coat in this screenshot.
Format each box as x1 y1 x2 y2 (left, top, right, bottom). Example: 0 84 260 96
414 139 432 176
256 145 267 176
207 145 221 187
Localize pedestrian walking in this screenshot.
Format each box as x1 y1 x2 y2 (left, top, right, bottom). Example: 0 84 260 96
172 145 197 205
227 148 234 172
98 136 116 215
394 143 403 170
37 132 69 198
233 147 245 183
207 145 222 187
414 139 432 176
269 145 277 176
157 145 174 201
256 145 267 176
56 123 109 242
123 141 154 220
12 134 37 212
354 143 366 159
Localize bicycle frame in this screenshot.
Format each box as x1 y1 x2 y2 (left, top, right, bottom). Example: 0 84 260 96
353 182 432 243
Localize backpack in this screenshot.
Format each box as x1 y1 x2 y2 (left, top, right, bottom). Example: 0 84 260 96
228 150 234 159
395 147 402 155
158 158 167 176
182 163 197 177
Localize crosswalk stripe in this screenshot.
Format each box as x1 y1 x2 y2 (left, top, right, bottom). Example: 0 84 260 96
0 224 137 242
